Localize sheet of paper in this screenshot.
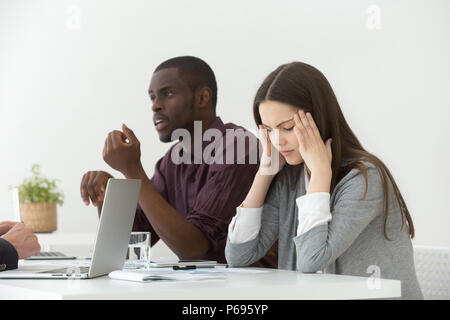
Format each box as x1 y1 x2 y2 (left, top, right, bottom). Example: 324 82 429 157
109 270 226 282
108 267 270 282
119 267 269 275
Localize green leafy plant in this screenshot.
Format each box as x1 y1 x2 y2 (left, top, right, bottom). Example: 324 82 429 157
11 164 64 205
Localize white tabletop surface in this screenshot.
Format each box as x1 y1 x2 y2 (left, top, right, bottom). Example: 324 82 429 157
0 263 401 300
3 233 401 300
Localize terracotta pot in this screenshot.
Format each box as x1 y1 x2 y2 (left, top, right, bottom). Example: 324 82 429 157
19 202 57 233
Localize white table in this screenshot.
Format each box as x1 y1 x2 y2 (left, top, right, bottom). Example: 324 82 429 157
5 233 400 299
0 265 401 300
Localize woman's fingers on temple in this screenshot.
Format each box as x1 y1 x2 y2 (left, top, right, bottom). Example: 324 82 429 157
259 125 268 140
298 110 314 137
326 138 333 160
258 125 272 158
295 111 308 133
305 112 321 138
294 125 304 146
266 134 272 157
294 113 303 130
294 113 307 141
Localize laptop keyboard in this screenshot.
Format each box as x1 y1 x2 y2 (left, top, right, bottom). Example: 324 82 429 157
35 252 66 257
40 266 90 274
36 251 64 257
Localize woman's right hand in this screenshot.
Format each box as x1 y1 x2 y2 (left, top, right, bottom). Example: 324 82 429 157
258 125 286 176
239 126 286 209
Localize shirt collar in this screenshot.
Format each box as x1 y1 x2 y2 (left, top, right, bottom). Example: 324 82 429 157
205 116 226 134
179 116 226 163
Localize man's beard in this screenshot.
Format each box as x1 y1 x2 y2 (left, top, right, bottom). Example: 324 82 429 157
160 97 195 143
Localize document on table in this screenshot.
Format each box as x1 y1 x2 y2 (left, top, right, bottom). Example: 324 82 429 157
108 267 269 282
108 269 225 282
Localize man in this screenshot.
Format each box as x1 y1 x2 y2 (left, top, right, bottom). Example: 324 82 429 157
0 221 41 271
80 56 277 266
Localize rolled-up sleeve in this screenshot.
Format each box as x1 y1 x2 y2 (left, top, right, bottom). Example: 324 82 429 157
296 192 332 237
132 157 169 246
228 206 263 244
225 178 280 267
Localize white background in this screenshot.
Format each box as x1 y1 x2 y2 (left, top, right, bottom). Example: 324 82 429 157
0 0 449 251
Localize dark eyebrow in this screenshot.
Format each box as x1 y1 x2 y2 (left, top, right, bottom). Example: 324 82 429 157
148 84 175 95
262 117 294 129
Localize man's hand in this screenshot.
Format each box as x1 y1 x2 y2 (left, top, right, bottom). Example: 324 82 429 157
80 171 114 207
0 221 18 236
103 124 142 177
1 222 40 259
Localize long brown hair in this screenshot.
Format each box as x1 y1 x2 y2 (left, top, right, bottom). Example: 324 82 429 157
253 62 414 240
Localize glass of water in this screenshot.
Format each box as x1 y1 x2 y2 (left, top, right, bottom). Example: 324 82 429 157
124 232 151 270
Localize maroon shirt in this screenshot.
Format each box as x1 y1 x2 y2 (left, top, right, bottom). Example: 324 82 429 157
132 117 277 267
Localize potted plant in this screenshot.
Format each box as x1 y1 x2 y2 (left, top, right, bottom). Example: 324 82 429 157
12 164 64 233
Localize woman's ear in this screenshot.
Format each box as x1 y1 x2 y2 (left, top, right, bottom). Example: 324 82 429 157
196 86 212 110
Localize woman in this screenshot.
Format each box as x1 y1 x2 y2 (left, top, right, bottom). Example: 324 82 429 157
225 62 423 299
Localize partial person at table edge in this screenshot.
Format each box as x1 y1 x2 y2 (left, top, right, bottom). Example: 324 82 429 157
0 221 41 271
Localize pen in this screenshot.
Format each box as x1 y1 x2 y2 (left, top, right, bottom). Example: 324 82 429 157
172 264 228 270
173 265 197 270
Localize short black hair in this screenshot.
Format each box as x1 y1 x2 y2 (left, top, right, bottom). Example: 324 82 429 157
154 56 218 110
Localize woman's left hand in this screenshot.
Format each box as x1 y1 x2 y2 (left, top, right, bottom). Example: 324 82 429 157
293 110 333 175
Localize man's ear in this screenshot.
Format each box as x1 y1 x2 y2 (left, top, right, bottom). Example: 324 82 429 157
195 86 212 110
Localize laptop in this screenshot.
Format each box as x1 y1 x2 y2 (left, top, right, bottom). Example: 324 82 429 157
0 178 141 279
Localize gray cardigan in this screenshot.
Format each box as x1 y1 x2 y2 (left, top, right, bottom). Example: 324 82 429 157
225 160 423 300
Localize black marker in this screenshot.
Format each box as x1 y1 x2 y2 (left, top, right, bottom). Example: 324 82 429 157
172 264 228 270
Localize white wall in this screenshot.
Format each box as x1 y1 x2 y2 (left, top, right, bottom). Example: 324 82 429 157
0 0 449 249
